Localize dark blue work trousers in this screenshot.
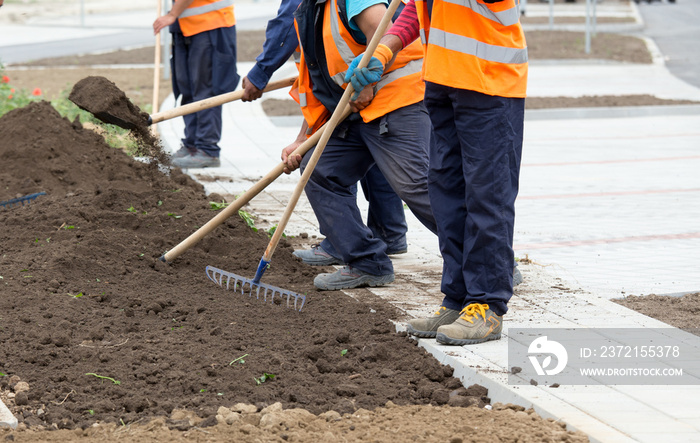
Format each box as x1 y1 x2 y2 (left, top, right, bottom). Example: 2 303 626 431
424 82 524 316
170 25 239 157
321 165 409 259
301 102 437 276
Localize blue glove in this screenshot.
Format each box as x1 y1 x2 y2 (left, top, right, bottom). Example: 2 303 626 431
344 55 385 99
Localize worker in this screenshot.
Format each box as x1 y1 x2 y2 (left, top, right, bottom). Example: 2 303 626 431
344 0 527 344
153 0 239 168
239 0 410 262
281 0 438 290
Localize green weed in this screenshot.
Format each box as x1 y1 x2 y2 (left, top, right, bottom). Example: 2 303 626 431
239 210 258 232
209 200 229 211
254 373 275 385
229 354 249 365
85 373 121 385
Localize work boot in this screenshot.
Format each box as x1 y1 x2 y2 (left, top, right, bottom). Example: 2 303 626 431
406 306 461 338
385 242 408 256
293 245 343 266
172 145 196 159
314 266 394 290
171 149 220 168
513 266 523 286
436 303 503 345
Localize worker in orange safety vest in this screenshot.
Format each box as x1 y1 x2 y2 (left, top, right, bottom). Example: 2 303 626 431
280 0 439 291
153 0 239 168
344 0 527 344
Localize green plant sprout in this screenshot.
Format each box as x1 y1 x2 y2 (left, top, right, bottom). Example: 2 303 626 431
85 373 121 385
199 388 207 393
209 200 229 210
87 410 95 416
229 354 249 365
266 225 287 239
127 206 137 213
68 292 84 298
254 373 275 385
158 200 163 206
167 212 182 219
62 225 76 230
0 372 6 377
341 349 348 356
238 210 257 231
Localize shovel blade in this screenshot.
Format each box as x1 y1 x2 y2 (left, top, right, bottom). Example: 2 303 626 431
205 265 306 311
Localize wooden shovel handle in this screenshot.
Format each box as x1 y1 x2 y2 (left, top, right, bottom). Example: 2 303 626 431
149 76 297 125
160 106 351 263
262 0 402 262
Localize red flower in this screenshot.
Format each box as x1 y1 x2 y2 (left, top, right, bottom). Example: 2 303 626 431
1 75 9 83
8 95 13 99
32 88 42 96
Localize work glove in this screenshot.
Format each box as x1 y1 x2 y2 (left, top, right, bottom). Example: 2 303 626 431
343 44 394 100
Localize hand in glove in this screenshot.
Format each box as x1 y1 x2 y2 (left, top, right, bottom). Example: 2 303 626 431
343 44 394 100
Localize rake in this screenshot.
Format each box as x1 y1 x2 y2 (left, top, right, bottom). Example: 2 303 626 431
0 192 46 210
205 0 402 311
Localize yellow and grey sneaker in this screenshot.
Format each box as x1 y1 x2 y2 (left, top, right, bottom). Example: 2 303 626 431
406 306 461 338
436 303 502 345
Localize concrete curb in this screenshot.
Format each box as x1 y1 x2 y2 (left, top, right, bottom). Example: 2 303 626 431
0 398 17 429
525 104 700 120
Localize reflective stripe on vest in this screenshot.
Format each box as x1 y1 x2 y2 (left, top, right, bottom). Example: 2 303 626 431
179 0 234 18
442 0 520 27
429 28 528 64
416 0 527 97
292 0 425 132
177 0 235 37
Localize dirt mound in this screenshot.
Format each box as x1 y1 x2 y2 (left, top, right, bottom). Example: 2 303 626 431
0 101 475 429
68 76 166 165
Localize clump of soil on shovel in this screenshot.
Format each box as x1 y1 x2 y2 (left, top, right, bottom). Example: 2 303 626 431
68 76 168 165
0 101 480 430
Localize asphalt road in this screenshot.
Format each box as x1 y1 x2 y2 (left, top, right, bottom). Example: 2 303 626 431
637 0 700 88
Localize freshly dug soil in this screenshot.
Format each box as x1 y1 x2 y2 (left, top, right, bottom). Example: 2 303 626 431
0 101 589 442
67 76 165 163
68 76 149 131
614 292 700 333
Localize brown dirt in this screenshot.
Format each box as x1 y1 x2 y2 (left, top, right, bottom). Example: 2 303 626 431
526 30 653 64
0 101 588 442
614 292 700 333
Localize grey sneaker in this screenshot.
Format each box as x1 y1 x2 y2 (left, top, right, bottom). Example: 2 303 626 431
171 150 220 168
314 266 394 290
406 306 461 338
293 245 343 266
172 145 196 159
436 303 503 345
513 266 523 286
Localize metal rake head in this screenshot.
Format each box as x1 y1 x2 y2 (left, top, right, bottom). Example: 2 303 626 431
0 192 46 210
205 265 306 311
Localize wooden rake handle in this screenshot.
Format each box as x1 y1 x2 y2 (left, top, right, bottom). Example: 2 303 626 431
159 106 352 263
262 0 402 263
149 76 297 125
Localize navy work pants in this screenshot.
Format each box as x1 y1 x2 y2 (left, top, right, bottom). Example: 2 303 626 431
360 165 408 253
424 82 524 316
322 164 409 259
170 24 239 157
301 103 437 276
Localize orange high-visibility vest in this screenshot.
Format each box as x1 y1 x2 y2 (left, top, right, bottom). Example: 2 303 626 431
178 0 236 37
291 0 425 135
415 0 527 97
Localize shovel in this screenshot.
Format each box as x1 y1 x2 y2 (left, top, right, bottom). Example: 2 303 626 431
70 76 297 131
205 0 402 311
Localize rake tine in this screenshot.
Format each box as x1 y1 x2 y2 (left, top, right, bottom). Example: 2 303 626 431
205 266 306 311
